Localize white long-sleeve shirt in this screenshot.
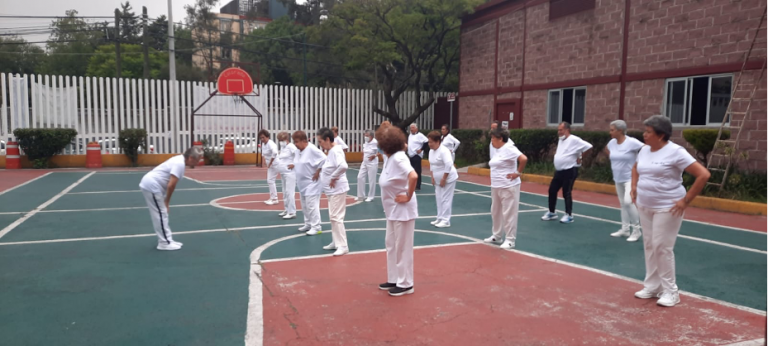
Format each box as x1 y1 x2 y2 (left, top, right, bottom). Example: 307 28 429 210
363 139 379 166
407 132 428 158
321 145 349 195
295 143 326 196
441 134 460 154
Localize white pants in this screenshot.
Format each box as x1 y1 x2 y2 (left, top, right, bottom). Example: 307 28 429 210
385 219 415 288
327 193 348 248
491 185 521 241
434 179 456 224
637 206 684 293
280 172 297 214
267 165 279 200
300 194 322 231
615 181 640 229
141 189 174 245
357 163 378 198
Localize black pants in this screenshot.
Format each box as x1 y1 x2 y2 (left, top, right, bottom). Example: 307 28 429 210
548 167 579 215
409 154 423 189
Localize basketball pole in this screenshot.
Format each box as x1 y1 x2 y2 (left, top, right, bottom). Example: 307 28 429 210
168 0 176 82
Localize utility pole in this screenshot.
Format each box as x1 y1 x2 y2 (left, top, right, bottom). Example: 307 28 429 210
302 32 307 86
167 0 176 82
142 6 150 79
115 9 122 79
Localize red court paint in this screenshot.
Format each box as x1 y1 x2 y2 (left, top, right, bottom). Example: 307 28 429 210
261 244 765 345
212 193 358 211
0 171 49 193
186 168 268 182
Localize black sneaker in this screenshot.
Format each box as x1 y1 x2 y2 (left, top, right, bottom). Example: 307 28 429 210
379 282 396 291
388 286 414 296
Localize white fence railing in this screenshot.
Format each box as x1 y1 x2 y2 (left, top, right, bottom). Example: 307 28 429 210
1 73 444 154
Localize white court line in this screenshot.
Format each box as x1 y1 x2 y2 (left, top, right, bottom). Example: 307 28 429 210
39 203 211 213
724 339 767 346
0 172 52 196
245 228 766 346
0 172 95 240
68 186 268 195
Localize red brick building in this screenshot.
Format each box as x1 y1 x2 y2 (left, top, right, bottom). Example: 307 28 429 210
459 0 767 170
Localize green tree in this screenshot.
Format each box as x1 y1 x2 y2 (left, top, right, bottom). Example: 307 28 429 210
174 26 196 65
241 17 306 85
86 44 167 78
146 15 168 51
185 0 222 80
327 0 478 129
0 37 46 74
117 2 140 44
43 10 106 76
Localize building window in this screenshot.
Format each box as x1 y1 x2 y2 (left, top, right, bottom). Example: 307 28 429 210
547 87 586 126
549 0 596 21
663 74 732 126
220 19 232 32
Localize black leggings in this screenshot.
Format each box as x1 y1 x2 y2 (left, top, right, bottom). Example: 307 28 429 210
409 154 423 189
548 167 579 215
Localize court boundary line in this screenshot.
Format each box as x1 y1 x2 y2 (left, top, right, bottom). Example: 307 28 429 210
0 172 52 196
0 172 95 240
246 228 765 346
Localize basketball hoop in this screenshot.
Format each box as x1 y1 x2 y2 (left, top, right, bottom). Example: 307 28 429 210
217 67 255 96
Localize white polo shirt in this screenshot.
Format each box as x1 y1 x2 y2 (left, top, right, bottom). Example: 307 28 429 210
334 136 349 150
407 132 428 158
277 142 298 174
489 143 523 188
321 145 350 195
294 143 326 196
261 139 278 164
363 139 380 165
490 138 515 160
429 145 458 183
607 137 644 183
379 151 419 221
553 134 593 171
635 142 697 209
139 155 186 194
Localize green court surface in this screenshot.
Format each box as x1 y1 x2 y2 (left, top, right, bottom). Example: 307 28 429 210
0 168 765 345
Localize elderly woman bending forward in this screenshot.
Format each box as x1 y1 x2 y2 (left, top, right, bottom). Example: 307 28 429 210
293 131 327 236
631 115 710 307
427 130 458 228
376 126 419 297
483 128 528 250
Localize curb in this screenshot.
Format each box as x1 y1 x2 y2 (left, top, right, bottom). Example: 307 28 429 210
466 167 767 216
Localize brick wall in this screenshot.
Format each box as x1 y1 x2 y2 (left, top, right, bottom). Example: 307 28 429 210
497 10 525 89
460 21 497 92
459 95 495 129
583 83 622 130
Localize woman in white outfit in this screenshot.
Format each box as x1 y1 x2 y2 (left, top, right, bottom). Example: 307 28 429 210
631 115 710 307
440 125 461 161
259 129 280 205
427 131 458 228
292 131 327 236
317 127 351 256
276 132 298 220
605 120 644 241
358 129 379 202
483 128 527 250
331 126 349 151
376 125 418 297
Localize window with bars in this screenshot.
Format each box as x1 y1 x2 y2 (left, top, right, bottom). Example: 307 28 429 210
547 87 586 126
663 74 732 126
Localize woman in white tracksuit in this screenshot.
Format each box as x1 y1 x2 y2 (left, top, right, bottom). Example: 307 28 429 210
276 132 298 220
483 128 527 250
358 130 379 202
292 130 327 236
605 120 644 241
317 127 351 256
427 131 458 228
259 129 280 205
440 125 461 161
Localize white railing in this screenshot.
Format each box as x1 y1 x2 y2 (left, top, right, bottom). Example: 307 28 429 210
0 73 444 154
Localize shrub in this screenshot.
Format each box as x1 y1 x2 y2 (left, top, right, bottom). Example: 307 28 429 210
682 129 730 166
201 138 223 165
508 129 558 163
13 128 77 168
572 130 611 168
118 129 147 167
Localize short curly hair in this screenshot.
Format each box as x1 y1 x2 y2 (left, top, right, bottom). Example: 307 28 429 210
258 129 270 139
292 130 308 143
427 130 442 142
376 126 406 156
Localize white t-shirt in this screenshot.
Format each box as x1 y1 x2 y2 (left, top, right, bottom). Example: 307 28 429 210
277 142 298 174
334 136 349 150
489 138 515 160
294 143 326 196
321 145 350 195
441 134 460 153
139 155 186 194
553 135 593 171
489 142 523 188
262 139 278 164
607 137 644 183
407 132 428 158
635 142 697 209
363 139 380 166
379 151 419 221
429 145 458 183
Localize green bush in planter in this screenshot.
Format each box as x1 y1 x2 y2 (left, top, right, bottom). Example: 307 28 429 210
682 129 730 166
571 130 611 168
13 128 78 168
508 129 558 163
118 129 147 167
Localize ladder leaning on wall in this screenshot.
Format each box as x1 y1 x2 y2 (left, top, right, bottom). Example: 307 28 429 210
706 9 767 192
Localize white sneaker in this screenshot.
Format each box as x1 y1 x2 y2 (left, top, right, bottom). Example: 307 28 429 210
435 221 451 228
430 220 439 225
627 228 642 242
500 240 515 250
333 246 349 256
484 236 502 244
365 197 374 202
305 229 322 236
264 199 278 205
541 212 558 221
560 214 574 223
611 227 631 237
323 242 337 250
356 197 365 201
298 225 311 232
657 291 680 307
157 242 182 251
282 213 297 220
634 288 662 299
278 211 287 217
172 241 183 247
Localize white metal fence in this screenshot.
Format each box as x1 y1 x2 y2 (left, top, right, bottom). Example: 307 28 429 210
0 73 443 154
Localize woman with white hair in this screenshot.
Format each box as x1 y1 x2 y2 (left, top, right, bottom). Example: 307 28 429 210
357 129 379 202
276 132 298 220
605 120 644 241
631 115 710 307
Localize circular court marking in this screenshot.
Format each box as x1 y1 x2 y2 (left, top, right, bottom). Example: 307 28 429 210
211 192 362 212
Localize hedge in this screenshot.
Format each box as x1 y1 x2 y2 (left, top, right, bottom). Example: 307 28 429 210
118 129 147 167
13 128 78 168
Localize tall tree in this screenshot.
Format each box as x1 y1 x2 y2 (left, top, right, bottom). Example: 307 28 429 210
241 17 306 85
117 2 140 44
327 0 479 129
185 0 222 80
86 44 167 78
0 37 46 75
146 15 168 51
43 10 106 76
